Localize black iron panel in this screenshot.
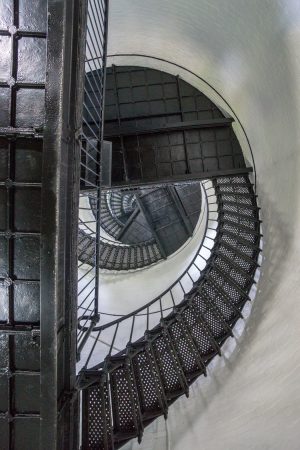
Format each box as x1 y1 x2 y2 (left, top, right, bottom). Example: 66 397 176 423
99 66 247 185
0 1 46 446
0 0 98 447
104 66 223 124
175 183 202 227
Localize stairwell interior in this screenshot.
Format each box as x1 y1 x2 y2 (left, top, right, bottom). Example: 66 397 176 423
0 1 299 450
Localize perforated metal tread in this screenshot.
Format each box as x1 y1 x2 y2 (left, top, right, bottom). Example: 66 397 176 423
80 174 261 449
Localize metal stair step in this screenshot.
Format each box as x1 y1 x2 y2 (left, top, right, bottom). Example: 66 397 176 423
187 302 222 357
216 175 250 185
180 306 220 361
200 279 240 324
196 290 235 337
131 345 168 421
207 267 249 313
218 240 260 269
218 220 262 244
220 228 260 249
217 192 257 206
214 254 253 290
219 223 261 245
165 315 207 378
220 209 261 226
215 250 256 279
191 289 234 341
220 199 259 213
219 213 261 234
109 358 144 445
82 375 114 450
150 331 189 401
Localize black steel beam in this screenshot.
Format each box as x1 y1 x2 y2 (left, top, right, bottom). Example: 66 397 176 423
176 75 191 174
108 167 253 189
167 186 193 237
116 207 140 240
135 194 167 259
103 117 234 139
0 127 44 138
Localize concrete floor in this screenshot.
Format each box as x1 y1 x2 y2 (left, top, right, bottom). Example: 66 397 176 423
106 1 300 449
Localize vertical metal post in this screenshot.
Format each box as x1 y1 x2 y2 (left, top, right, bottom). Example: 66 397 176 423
94 0 109 319
176 75 192 174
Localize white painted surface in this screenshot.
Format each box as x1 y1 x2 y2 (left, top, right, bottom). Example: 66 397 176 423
106 1 300 449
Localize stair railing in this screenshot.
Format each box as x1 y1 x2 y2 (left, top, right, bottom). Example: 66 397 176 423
76 0 109 358
77 179 217 371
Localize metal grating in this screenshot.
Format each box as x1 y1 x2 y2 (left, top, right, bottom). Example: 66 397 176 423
152 334 187 398
168 320 204 376
82 378 113 450
110 362 141 440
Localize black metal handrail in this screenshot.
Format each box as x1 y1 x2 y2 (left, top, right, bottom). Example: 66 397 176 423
76 0 109 355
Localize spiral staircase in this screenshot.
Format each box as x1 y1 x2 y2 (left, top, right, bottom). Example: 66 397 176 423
1 1 286 450
76 50 262 450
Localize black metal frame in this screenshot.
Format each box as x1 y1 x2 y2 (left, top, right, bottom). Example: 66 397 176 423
0 0 88 448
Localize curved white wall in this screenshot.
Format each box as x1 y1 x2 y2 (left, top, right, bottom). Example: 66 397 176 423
107 1 300 449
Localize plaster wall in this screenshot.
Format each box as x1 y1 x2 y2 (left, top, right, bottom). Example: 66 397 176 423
106 1 300 449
